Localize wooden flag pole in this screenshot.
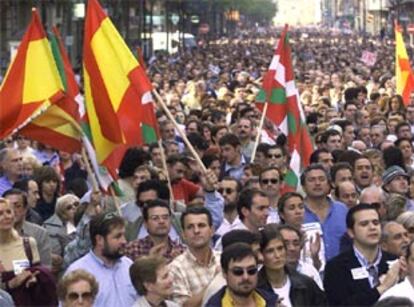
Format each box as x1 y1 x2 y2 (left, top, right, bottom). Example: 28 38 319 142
158 139 175 208
152 89 207 173
109 185 122 216
81 140 121 215
80 147 99 192
251 102 268 162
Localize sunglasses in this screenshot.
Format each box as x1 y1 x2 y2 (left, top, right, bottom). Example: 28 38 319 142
67 291 93 301
65 205 75 211
102 211 119 222
230 267 258 276
218 188 235 194
261 178 279 185
366 202 381 210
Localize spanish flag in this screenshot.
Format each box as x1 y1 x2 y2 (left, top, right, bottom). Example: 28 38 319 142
395 22 414 105
0 9 65 138
83 0 155 177
19 27 83 153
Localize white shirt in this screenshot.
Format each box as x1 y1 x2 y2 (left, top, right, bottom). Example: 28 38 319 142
215 216 244 237
379 277 414 302
273 276 292 307
301 222 326 272
214 222 248 251
297 261 324 290
267 207 280 224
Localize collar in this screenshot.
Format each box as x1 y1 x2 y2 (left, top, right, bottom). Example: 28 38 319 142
222 288 266 307
185 248 217 267
224 155 247 171
89 250 121 268
353 245 382 268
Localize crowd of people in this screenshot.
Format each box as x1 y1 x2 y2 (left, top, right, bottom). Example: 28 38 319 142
1 26 414 306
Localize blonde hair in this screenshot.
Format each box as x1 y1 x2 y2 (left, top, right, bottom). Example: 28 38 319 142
55 194 79 221
57 269 99 301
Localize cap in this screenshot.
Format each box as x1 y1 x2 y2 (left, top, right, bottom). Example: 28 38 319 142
382 166 409 186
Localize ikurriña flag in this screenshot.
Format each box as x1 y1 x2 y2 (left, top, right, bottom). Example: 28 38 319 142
256 25 314 192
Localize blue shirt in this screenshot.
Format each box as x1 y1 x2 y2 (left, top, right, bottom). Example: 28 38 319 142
65 251 137 307
304 198 348 261
0 176 13 196
223 155 248 181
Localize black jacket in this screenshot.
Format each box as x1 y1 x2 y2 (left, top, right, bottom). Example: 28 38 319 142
205 285 278 307
323 249 397 306
257 267 327 307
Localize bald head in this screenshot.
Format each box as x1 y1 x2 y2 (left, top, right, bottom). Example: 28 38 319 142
360 186 386 219
336 181 358 208
360 186 386 204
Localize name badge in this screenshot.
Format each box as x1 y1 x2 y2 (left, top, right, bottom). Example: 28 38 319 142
351 267 369 280
386 260 398 268
12 259 30 275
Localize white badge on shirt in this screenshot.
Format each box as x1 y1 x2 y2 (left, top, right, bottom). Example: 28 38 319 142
302 222 323 234
351 267 369 280
12 259 30 275
387 259 398 268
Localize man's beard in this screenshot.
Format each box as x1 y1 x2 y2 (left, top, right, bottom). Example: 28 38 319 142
224 202 237 214
230 282 255 297
102 241 123 260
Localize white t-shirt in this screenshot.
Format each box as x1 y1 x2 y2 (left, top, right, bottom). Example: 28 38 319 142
273 276 292 307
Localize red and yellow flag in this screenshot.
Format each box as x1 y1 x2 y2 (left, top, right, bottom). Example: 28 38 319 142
19 26 83 153
0 9 65 138
395 22 414 105
83 0 155 177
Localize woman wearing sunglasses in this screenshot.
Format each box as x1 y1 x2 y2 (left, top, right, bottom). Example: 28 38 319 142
257 226 327 307
57 269 98 307
44 194 80 275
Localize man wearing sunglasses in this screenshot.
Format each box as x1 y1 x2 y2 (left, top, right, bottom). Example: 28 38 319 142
266 145 287 175
205 243 278 307
215 177 243 238
259 167 282 224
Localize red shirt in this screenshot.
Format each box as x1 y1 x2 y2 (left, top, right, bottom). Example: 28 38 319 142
172 179 201 204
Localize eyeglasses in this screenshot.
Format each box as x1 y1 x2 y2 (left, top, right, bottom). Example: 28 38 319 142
366 202 382 210
261 178 279 185
102 211 119 222
230 267 258 276
65 202 79 211
218 188 235 194
67 291 93 302
65 205 75 211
